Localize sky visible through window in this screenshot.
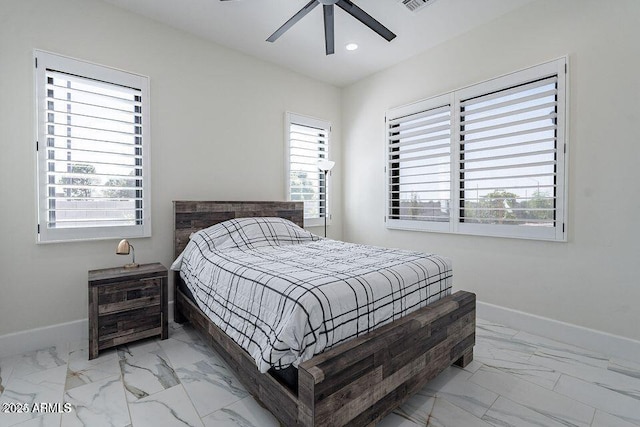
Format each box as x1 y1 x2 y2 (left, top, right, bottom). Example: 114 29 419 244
289 123 327 220
394 77 557 226
45 70 142 229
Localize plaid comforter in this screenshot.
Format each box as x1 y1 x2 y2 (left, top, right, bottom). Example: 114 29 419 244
173 217 452 373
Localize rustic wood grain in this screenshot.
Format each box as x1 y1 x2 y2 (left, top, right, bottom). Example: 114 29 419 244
173 200 304 258
299 291 476 426
176 288 301 425
177 281 475 426
88 263 168 359
172 201 476 426
88 286 99 360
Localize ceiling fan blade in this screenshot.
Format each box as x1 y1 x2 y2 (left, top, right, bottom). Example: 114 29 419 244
336 0 396 42
266 0 319 43
323 4 335 55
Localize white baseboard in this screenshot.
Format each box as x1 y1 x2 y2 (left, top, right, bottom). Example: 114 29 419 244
0 301 176 359
0 319 88 359
2 300 638 363
477 300 640 363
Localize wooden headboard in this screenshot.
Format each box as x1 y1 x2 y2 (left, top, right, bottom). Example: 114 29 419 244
173 201 304 258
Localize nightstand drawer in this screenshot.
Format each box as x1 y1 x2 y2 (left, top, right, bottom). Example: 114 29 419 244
98 279 161 315
98 305 162 349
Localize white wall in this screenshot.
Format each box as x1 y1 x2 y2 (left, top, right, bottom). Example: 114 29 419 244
0 0 342 336
342 0 640 341
2 0 639 348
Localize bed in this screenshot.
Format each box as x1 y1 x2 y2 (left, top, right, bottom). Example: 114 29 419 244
173 201 475 426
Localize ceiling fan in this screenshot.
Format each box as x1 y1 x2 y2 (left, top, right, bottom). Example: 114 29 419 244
221 0 396 55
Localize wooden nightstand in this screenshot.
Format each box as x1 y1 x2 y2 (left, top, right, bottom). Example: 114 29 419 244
88 262 168 359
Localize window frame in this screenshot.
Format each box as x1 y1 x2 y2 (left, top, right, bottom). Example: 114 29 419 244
34 50 151 243
385 93 454 234
284 112 332 228
385 58 568 242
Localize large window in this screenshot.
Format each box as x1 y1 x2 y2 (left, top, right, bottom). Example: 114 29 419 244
285 112 331 227
35 50 151 243
386 58 567 241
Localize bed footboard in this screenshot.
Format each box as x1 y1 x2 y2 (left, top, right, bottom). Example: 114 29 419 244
296 291 475 426
175 278 475 427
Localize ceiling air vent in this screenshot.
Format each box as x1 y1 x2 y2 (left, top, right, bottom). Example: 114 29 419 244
400 0 438 13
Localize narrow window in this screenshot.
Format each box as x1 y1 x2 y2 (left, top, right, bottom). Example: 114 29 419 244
285 113 332 227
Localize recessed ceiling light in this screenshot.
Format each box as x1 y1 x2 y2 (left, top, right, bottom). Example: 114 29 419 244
345 43 359 51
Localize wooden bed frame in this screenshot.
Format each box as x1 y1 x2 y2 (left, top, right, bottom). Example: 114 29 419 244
173 200 475 426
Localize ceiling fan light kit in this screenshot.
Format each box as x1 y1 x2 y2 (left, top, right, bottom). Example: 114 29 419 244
228 0 396 56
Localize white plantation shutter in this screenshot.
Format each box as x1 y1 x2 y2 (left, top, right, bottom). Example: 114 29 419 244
386 94 452 232
35 51 151 242
385 58 567 241
286 113 331 225
455 59 566 240
459 77 558 225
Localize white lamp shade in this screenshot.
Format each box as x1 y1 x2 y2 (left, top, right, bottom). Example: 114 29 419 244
317 159 335 172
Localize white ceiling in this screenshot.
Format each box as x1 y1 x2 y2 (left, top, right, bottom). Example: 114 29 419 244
101 0 533 87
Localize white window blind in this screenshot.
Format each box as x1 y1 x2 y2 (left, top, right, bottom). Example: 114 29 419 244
459 77 558 227
387 95 452 232
35 51 151 243
385 58 567 241
285 113 331 226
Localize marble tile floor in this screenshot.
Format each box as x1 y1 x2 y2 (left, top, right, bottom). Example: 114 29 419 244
1 318 640 427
